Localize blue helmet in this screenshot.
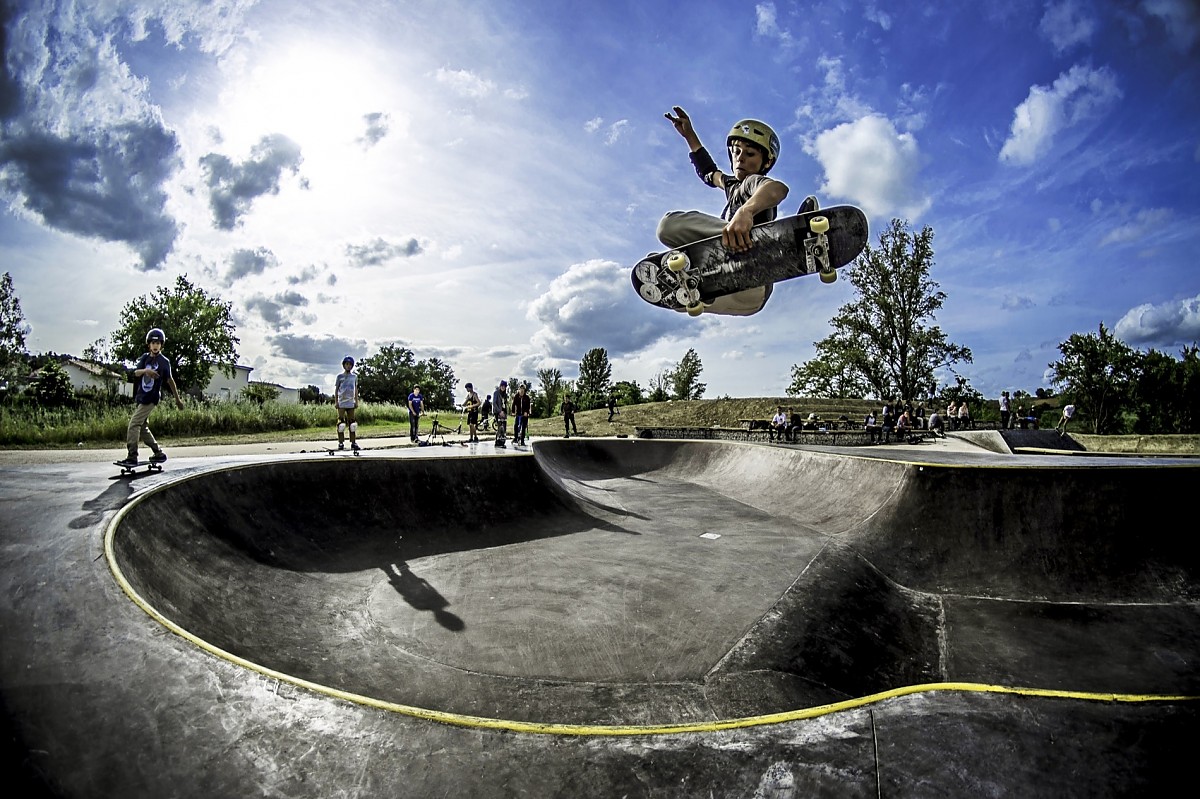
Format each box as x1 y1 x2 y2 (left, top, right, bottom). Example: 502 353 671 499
342 356 355 366
146 328 166 344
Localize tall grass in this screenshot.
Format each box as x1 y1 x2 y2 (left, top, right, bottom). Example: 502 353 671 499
0 400 411 447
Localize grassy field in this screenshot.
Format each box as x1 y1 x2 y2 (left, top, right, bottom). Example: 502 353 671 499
4 396 1196 454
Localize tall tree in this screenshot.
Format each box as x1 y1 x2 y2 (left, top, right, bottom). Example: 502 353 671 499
357 344 419 404
1048 322 1141 434
787 338 870 398
666 348 706 400
536 367 564 417
111 275 240 394
648 371 670 403
417 357 457 410
576 347 612 409
791 219 971 401
0 272 30 382
611 379 644 406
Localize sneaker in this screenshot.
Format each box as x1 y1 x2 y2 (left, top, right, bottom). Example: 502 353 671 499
117 455 139 467
350 442 361 451
149 451 167 463
495 442 506 448
338 442 345 450
798 195 820 214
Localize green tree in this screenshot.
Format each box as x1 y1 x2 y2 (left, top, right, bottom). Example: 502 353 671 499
242 383 281 404
1132 345 1199 434
110 275 240 395
576 347 612 409
357 345 456 407
536 367 564 417
299 384 323 404
417 357 457 410
1048 322 1141 434
787 338 870 398
30 359 74 407
666 348 706 400
611 379 644 406
648 371 670 403
0 272 30 382
791 219 971 401
358 344 419 404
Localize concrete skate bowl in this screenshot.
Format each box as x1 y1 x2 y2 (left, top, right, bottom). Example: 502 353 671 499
107 440 1200 731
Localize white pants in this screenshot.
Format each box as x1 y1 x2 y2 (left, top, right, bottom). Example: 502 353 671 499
656 211 772 316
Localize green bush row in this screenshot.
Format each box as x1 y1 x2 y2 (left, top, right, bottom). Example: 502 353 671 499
0 400 412 446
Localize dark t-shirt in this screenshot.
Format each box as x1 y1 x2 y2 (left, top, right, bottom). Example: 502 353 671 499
133 352 173 405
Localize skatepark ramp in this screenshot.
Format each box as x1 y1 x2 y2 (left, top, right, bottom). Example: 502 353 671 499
108 440 1200 727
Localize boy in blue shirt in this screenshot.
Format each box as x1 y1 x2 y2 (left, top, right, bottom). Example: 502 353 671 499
407 385 424 442
117 327 184 466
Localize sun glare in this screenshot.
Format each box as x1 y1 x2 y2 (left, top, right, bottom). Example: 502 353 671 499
217 41 390 158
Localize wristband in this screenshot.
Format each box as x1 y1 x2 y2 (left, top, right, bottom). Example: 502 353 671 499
689 147 718 184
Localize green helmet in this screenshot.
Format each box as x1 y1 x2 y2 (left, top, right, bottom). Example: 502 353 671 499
727 118 780 174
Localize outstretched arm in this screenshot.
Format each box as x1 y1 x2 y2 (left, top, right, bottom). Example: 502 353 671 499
665 106 725 188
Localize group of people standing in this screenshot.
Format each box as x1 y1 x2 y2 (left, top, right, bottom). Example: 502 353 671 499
455 380 581 448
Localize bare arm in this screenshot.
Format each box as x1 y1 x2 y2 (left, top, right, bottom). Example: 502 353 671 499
723 178 789 252
166 376 184 409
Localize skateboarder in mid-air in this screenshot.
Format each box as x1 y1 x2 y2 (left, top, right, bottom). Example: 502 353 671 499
657 106 819 316
116 327 184 468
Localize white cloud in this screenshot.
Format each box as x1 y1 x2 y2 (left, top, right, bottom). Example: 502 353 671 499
1099 207 1173 246
1114 293 1200 346
999 64 1122 166
809 115 930 219
605 120 629 145
433 68 495 98
526 259 690 363
1039 0 1098 53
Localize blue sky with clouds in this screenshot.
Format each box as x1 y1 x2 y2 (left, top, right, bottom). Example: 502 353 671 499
1 0 1197 400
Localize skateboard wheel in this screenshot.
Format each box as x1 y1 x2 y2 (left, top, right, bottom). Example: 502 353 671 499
810 216 829 234
639 283 663 303
686 303 704 316
665 251 689 272
820 269 837 284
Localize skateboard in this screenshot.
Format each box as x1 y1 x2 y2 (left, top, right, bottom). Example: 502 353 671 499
632 205 869 316
325 447 363 456
114 460 163 476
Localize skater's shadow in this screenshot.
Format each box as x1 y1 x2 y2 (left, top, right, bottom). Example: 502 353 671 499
382 562 465 632
70 480 137 529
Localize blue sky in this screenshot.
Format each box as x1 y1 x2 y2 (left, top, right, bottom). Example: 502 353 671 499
1 0 1198 401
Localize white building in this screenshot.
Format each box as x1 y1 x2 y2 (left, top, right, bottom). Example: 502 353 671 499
61 359 132 397
204 364 254 401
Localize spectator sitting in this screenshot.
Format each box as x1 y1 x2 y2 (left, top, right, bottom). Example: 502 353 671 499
895 410 912 441
928 410 945 437
769 406 788 442
957 401 971 430
805 411 821 430
864 410 880 443
881 403 895 442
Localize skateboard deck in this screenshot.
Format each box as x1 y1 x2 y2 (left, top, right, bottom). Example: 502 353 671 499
632 205 868 316
114 460 163 476
325 447 363 456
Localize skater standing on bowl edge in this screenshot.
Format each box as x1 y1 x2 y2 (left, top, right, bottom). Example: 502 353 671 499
407 385 423 443
117 327 184 467
657 105 818 316
334 356 360 451
492 380 509 448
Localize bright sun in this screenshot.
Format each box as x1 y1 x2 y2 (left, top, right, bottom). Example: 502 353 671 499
217 40 389 158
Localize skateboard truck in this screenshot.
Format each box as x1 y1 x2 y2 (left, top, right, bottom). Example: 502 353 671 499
804 216 837 284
